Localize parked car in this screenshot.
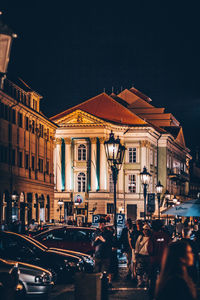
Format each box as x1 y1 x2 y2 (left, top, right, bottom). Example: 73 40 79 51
31 237 95 273
50 248 94 273
15 260 54 296
0 258 19 300
34 226 96 254
0 231 84 283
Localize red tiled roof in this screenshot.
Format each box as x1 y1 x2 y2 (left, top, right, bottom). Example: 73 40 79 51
50 93 147 125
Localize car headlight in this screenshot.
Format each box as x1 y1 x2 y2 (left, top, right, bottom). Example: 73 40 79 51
35 272 52 283
84 257 94 264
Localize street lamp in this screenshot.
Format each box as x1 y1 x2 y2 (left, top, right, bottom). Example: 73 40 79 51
104 131 126 234
0 12 17 89
58 199 64 223
140 166 151 220
156 181 163 219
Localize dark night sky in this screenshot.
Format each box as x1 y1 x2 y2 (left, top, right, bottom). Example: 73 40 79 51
1 1 200 153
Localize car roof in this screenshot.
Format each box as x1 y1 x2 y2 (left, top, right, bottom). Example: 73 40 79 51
34 226 96 237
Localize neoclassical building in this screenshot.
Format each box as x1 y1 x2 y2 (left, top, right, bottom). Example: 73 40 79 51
0 77 57 225
51 87 191 222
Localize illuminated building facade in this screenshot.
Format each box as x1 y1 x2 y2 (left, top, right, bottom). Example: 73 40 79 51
51 88 191 222
0 77 57 226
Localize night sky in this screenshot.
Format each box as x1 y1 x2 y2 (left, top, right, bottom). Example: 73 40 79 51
1 2 200 153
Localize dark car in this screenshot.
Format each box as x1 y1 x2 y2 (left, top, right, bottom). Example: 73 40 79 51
0 259 19 300
0 231 84 283
34 226 96 255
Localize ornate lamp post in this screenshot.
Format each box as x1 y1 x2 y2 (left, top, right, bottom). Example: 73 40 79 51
140 167 151 220
156 181 163 219
104 131 126 234
58 199 64 223
0 12 17 89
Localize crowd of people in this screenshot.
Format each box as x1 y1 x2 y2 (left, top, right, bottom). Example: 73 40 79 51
92 217 200 299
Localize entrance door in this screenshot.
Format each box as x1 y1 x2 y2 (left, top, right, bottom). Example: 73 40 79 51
127 204 137 221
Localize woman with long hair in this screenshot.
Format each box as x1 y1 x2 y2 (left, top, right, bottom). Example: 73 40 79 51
155 240 197 300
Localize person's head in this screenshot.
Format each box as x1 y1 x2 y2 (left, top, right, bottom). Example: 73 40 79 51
143 223 151 236
156 240 195 298
136 220 143 231
99 218 106 230
152 219 163 232
182 227 192 239
126 218 132 229
161 240 194 277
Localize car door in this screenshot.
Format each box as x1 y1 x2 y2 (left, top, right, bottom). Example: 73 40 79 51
66 229 91 253
38 230 62 248
0 235 36 264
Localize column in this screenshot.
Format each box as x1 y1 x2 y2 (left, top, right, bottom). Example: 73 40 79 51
141 140 148 170
56 138 62 191
90 138 97 192
118 165 124 193
64 138 71 192
99 138 107 191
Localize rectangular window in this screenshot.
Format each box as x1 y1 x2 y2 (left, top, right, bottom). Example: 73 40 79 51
107 203 114 214
38 158 43 173
46 161 49 174
32 156 35 171
25 154 29 169
25 117 29 130
18 151 22 168
4 105 9 121
12 149 16 166
18 112 23 128
1 146 8 163
128 174 136 193
46 128 49 141
150 149 153 165
32 120 35 134
39 124 44 138
128 148 136 163
109 174 114 193
12 109 16 124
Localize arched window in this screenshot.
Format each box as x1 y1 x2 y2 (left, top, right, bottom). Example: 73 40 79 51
77 172 86 192
78 144 86 161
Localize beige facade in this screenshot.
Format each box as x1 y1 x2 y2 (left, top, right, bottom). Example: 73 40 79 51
51 89 191 222
0 78 57 226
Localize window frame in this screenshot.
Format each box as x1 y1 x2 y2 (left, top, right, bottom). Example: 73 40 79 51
78 144 87 161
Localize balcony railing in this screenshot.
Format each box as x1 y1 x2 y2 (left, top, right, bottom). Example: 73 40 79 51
168 167 189 182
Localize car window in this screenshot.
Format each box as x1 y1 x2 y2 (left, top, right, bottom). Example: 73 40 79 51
69 230 89 242
42 229 65 241
0 236 32 257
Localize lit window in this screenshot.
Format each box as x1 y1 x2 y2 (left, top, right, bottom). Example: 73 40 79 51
107 203 114 214
77 172 86 192
150 149 153 165
128 174 136 193
109 174 114 193
128 148 136 163
78 144 86 161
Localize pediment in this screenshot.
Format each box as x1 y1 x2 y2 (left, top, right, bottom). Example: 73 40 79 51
176 127 186 148
55 109 105 125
